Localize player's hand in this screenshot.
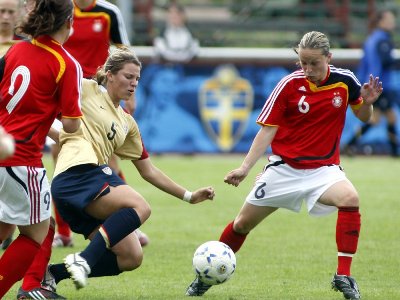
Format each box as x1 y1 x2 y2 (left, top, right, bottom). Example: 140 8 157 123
360 74 383 105
224 168 248 187
190 187 215 204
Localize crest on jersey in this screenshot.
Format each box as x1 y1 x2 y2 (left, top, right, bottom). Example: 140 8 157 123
102 166 112 175
199 65 253 152
93 20 103 33
332 92 343 108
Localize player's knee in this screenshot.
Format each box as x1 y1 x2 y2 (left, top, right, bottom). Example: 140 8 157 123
119 250 143 271
232 218 252 235
338 191 359 207
135 201 151 224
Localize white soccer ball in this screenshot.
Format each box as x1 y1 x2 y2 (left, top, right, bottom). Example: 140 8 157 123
192 241 236 285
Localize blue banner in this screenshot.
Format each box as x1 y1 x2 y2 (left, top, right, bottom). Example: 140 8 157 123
134 63 400 154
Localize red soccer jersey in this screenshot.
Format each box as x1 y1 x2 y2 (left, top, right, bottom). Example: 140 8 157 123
0 35 83 167
63 0 130 78
257 66 363 169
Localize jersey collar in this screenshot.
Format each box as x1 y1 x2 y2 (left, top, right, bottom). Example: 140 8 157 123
319 65 331 86
33 35 61 47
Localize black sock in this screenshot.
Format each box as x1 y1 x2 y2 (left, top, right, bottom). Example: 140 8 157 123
348 123 371 146
80 208 141 267
388 124 398 156
49 263 70 284
89 249 121 278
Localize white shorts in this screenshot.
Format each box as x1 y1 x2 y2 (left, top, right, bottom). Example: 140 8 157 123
45 119 62 147
246 155 350 216
0 166 52 225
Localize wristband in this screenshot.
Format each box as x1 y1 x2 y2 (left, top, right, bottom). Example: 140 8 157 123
183 190 192 203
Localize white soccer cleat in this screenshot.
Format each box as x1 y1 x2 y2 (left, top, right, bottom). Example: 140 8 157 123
64 253 91 289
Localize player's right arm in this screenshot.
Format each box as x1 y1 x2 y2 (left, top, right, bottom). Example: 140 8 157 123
224 125 278 187
132 157 214 204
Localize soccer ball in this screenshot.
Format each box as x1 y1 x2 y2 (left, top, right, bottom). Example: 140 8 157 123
192 241 236 285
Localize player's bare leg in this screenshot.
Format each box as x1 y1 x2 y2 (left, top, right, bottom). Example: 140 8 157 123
319 180 361 299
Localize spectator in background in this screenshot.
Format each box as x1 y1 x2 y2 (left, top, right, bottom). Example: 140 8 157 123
344 9 399 157
0 0 24 56
154 1 199 63
47 0 149 248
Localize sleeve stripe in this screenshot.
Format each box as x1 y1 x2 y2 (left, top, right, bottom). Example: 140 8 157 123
60 116 82 119
97 0 130 45
65 51 83 109
330 66 361 86
256 72 303 123
32 39 66 83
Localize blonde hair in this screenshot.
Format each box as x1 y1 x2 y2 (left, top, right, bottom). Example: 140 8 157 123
295 31 330 56
95 46 141 85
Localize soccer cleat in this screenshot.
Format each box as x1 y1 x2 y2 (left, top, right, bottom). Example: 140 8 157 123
16 287 66 300
64 253 91 289
185 276 212 296
52 234 74 248
135 229 150 247
41 264 57 293
331 274 361 299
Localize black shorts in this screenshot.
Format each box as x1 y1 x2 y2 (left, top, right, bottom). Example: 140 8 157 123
374 90 396 112
51 164 126 238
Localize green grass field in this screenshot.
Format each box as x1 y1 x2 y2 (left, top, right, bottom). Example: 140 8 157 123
4 154 400 300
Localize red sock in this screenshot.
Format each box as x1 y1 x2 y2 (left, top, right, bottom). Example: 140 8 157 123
336 207 361 276
22 222 55 290
219 221 248 253
0 235 40 298
54 204 71 237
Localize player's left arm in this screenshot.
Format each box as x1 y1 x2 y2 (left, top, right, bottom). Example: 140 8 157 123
132 157 215 204
352 75 383 122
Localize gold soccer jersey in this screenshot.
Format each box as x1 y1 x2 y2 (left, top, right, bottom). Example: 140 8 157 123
54 79 145 177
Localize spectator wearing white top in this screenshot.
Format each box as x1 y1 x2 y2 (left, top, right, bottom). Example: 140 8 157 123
154 2 199 63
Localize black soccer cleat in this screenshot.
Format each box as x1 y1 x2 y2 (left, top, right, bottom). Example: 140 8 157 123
16 287 66 300
331 273 361 299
